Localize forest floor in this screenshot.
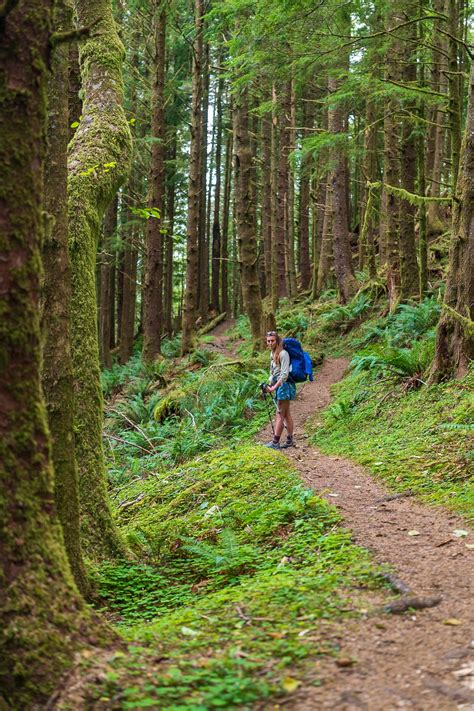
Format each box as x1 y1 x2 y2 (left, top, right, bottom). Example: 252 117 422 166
258 357 474 711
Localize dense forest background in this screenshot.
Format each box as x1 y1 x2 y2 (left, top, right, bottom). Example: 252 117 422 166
1 0 473 708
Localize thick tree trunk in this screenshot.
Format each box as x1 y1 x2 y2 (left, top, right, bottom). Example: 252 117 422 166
286 80 298 298
42 0 89 597
328 73 357 303
68 0 131 557
448 0 462 192
182 0 204 354
430 59 474 381
143 5 166 361
99 196 118 369
0 3 108 704
359 98 378 279
233 85 263 350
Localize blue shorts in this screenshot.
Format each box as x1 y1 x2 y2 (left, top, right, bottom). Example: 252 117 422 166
275 381 296 402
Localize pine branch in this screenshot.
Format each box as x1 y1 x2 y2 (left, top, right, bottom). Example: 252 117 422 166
50 18 100 47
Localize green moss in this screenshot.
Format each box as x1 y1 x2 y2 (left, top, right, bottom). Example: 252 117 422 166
68 0 132 559
84 445 384 708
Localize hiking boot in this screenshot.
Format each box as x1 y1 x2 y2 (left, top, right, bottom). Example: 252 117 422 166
265 440 281 449
280 437 295 449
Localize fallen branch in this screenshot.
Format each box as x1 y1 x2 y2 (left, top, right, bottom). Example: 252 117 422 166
103 432 154 455
198 312 227 336
376 490 415 504
382 573 412 596
384 595 442 615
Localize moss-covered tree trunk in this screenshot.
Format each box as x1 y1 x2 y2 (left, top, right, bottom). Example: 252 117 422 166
233 84 263 351
143 3 166 362
430 59 474 382
99 196 118 369
42 0 89 597
383 7 402 310
182 0 204 354
262 111 273 297
69 0 132 557
0 2 108 704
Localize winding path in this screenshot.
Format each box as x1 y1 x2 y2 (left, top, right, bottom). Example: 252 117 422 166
258 358 474 711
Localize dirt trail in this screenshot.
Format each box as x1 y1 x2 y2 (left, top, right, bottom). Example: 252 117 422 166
258 358 474 711
201 318 238 359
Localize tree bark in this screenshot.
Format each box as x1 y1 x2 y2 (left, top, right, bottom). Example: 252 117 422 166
399 11 420 301
0 2 110 704
182 0 204 354
328 72 357 303
276 81 291 298
298 97 314 290
119 203 138 365
143 4 166 361
42 0 89 597
430 59 474 381
233 85 263 350
221 108 233 316
99 196 118 369
211 68 224 312
262 111 273 296
68 0 131 557
164 133 177 337
198 41 210 320
383 6 402 309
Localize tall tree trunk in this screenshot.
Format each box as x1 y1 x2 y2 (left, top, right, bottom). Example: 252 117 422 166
0 3 108 704
233 85 263 350
277 81 291 298
359 97 378 279
448 0 462 192
270 87 280 311
221 109 233 315
99 196 117 369
298 97 314 290
317 181 334 293
143 4 166 361
68 0 131 557
182 0 204 354
286 79 298 298
198 42 210 320
399 13 420 301
328 71 357 303
430 59 474 381
119 203 138 365
164 133 177 337
262 112 273 296
383 7 402 309
211 68 224 312
42 0 89 597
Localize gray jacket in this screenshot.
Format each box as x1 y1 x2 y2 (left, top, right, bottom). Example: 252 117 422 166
269 349 290 386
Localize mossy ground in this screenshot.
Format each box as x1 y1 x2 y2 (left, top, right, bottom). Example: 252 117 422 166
83 295 472 708
85 445 384 709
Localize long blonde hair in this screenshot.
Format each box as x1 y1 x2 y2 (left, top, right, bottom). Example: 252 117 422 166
268 331 283 365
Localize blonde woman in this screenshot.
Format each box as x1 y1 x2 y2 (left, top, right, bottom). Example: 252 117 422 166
265 331 295 449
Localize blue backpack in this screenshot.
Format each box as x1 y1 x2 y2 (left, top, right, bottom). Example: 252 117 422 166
283 338 313 383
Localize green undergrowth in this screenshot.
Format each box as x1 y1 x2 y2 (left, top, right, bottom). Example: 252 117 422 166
102 352 270 486
90 445 385 708
310 368 474 521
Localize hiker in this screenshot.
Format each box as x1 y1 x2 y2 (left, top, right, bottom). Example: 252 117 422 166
265 330 295 449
